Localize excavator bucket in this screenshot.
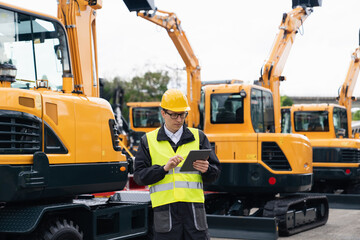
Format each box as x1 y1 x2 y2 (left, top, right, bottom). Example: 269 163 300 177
123 0 155 12
292 0 322 8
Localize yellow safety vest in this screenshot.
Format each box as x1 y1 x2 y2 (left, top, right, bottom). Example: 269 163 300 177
147 127 205 208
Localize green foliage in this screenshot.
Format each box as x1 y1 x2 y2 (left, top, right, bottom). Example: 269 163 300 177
352 110 360 120
281 95 293 107
101 71 170 120
124 71 170 102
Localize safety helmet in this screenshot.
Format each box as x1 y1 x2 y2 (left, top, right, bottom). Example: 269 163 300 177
160 89 190 112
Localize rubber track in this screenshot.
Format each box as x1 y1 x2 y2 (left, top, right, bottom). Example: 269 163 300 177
263 194 329 236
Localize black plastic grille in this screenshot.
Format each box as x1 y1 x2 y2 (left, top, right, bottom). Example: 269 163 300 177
313 148 338 163
262 142 292 171
313 148 360 163
109 119 121 151
340 149 360 163
0 111 41 154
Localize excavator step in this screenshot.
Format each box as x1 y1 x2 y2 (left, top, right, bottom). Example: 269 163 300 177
326 194 360 210
207 215 278 240
264 194 329 236
293 192 360 210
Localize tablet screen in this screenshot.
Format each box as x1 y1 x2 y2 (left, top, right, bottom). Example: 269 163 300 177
179 149 211 172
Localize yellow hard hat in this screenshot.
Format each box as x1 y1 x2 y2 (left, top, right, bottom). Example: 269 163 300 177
160 89 190 112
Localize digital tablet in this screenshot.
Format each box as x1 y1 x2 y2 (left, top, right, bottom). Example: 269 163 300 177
180 149 212 172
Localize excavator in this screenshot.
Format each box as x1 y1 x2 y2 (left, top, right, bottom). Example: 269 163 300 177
127 101 163 150
0 0 158 239
124 0 329 237
125 8 200 150
281 33 360 193
337 39 360 137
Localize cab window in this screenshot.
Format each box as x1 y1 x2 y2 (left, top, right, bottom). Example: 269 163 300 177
132 107 163 128
250 89 275 133
294 111 329 132
281 108 292 133
210 93 244 124
333 107 348 138
0 8 70 90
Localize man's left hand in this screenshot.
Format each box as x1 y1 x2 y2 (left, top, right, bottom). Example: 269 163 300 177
193 159 209 173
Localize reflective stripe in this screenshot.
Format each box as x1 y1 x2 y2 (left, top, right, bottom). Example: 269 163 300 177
150 181 203 194
169 167 201 175
149 182 173 194
175 181 203 190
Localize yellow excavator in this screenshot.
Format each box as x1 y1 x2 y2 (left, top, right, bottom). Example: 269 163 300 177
281 33 360 193
125 8 200 150
125 0 328 237
337 39 360 137
0 0 157 239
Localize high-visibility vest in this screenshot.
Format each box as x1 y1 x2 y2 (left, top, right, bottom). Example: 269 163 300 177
147 127 204 208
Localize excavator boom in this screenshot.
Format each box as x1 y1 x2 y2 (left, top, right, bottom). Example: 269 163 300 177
57 0 101 97
137 9 201 127
260 2 320 132
337 44 360 136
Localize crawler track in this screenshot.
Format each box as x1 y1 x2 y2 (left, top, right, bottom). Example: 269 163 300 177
263 194 329 236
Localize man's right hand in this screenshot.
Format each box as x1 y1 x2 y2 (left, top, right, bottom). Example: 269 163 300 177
164 155 184 172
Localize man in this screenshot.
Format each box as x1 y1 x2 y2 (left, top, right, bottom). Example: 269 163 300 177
134 89 221 240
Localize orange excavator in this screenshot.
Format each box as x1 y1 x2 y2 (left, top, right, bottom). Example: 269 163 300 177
337 38 360 137
259 0 317 133
125 8 201 152
0 0 157 239
126 8 201 144
281 33 360 193
136 9 202 128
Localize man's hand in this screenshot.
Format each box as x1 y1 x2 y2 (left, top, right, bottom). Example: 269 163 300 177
164 155 184 172
193 159 209 173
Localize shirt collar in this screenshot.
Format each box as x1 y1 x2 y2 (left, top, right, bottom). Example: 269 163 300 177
164 124 183 144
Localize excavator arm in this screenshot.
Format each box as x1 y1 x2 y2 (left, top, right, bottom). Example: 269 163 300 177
57 0 101 97
337 43 360 136
260 1 320 133
137 9 201 128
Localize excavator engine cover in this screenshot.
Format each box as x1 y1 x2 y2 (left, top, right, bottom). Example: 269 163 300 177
123 0 155 12
292 0 322 8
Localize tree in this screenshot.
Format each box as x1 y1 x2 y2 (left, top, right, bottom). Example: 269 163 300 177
101 71 170 120
353 110 360 120
124 71 170 103
281 95 293 106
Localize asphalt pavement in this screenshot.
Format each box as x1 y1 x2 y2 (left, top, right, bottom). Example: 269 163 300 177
212 208 360 240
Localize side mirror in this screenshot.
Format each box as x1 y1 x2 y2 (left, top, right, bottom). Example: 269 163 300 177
337 128 346 138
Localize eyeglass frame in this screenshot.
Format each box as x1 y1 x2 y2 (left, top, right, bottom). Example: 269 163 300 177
163 109 188 119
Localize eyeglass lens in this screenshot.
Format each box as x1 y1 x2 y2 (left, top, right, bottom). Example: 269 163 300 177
166 111 187 119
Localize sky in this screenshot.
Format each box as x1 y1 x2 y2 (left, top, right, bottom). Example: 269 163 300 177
2 0 360 97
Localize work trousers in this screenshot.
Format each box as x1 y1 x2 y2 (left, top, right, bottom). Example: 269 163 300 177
153 202 210 240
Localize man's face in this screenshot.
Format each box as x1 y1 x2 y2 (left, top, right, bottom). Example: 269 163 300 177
161 109 188 133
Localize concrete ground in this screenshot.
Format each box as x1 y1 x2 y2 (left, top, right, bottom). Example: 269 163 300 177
212 208 360 240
